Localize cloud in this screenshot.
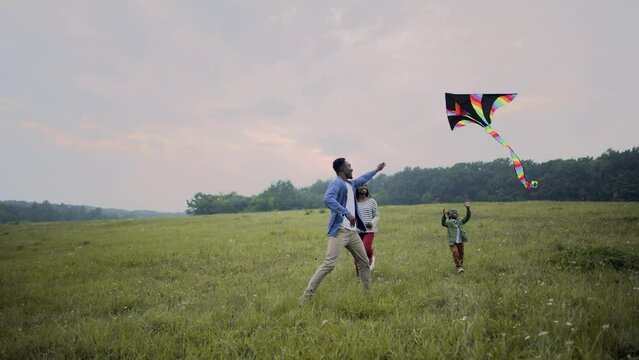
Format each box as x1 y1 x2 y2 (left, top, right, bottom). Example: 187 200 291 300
246 130 297 148
325 25 380 50
20 121 137 153
0 98 22 111
328 7 344 23
241 127 334 168
17 118 335 176
18 120 218 156
498 93 562 117
268 5 297 23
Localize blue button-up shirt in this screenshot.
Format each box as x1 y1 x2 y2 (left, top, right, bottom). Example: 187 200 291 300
324 170 377 237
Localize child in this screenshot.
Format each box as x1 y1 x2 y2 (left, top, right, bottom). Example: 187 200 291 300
441 201 471 273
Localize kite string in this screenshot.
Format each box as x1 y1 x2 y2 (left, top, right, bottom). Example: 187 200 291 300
483 125 538 189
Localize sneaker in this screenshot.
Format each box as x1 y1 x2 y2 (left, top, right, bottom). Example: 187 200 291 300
299 293 312 306
457 267 464 273
370 256 375 271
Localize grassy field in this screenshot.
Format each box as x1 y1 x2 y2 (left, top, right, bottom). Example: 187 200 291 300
1 201 638 359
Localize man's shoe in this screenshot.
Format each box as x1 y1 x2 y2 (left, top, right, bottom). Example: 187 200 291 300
457 267 464 273
299 293 312 306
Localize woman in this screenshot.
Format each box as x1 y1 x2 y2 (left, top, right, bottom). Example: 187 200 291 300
355 183 379 272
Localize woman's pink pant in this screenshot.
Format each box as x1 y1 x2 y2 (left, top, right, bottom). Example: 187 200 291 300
355 232 375 275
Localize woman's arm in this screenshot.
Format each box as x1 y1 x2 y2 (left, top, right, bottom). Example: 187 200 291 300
370 199 379 229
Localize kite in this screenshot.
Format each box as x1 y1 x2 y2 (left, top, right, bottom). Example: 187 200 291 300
445 93 538 189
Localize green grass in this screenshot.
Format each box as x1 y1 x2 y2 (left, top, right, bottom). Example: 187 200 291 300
1 202 638 359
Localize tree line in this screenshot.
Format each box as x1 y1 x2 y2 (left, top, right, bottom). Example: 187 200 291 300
186 147 639 215
0 200 181 224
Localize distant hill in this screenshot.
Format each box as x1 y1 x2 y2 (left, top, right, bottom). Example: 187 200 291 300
0 200 184 224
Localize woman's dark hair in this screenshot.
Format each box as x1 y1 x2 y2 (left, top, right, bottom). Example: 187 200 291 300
357 185 370 198
332 158 346 173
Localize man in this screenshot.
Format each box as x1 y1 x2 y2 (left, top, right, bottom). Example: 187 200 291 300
300 158 386 304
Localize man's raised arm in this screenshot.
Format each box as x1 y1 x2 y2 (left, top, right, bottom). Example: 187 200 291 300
352 162 386 188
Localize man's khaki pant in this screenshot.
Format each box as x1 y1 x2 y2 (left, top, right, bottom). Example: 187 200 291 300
304 228 372 296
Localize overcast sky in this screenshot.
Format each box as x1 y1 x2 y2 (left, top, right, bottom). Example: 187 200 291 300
1 1 637 212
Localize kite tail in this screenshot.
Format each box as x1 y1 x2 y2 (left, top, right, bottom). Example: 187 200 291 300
484 125 538 189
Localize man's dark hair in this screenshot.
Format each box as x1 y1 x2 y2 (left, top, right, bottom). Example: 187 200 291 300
332 158 346 174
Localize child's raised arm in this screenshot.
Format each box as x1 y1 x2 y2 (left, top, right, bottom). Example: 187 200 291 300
462 202 471 224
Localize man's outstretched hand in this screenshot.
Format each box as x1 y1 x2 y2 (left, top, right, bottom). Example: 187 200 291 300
376 162 386 172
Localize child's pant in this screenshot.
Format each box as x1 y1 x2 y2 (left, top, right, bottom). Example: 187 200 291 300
449 243 464 269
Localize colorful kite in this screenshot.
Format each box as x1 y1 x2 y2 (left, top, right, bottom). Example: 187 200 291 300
445 93 538 189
